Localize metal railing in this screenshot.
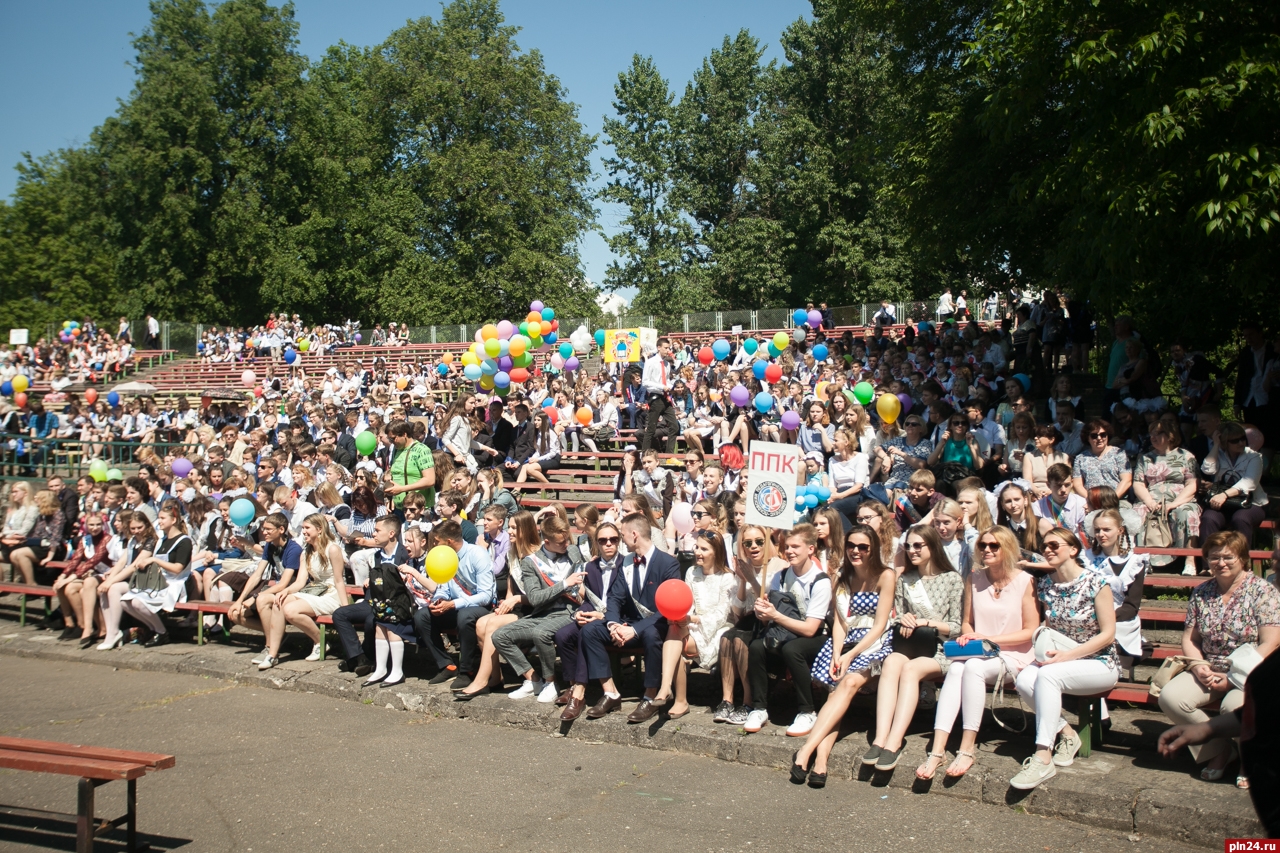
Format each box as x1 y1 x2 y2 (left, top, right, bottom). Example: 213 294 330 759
0 435 203 481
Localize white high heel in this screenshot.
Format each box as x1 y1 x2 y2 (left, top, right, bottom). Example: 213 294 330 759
96 632 124 651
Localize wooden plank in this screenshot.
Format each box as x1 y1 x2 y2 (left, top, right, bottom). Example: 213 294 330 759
0 737 174 770
1143 574 1202 588
0 583 57 596
1139 606 1187 623
0 748 148 781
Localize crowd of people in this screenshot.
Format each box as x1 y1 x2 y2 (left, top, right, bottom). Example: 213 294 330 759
0 316 143 394
2 299 1278 798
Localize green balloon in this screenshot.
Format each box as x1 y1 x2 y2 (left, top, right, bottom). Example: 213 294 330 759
355 431 377 456
106 468 123 481
853 382 875 406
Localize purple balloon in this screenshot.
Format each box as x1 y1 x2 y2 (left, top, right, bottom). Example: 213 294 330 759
807 309 822 327
171 458 193 478
354 333 362 342
564 356 580 371
497 355 513 371
897 393 913 414
530 300 545 313
730 385 751 408
781 410 802 431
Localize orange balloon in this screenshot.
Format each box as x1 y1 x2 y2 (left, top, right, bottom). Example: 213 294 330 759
13 392 28 408
527 312 541 325
539 320 552 336
84 388 98 404
442 352 454 364
480 324 499 341
576 406 593 426
396 377 408 390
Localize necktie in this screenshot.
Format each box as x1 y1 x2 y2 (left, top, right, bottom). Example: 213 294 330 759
631 555 645 598
660 360 667 388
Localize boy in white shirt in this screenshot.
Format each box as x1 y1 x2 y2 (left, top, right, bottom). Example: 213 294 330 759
1032 463 1087 536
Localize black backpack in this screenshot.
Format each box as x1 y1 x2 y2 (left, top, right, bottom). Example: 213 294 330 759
367 561 414 624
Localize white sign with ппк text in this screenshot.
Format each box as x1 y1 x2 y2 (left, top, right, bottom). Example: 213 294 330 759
744 440 799 531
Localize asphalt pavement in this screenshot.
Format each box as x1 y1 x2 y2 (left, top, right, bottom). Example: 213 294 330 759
0 657 1214 853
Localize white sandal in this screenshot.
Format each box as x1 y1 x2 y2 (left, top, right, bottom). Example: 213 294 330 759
916 751 946 780
946 750 976 778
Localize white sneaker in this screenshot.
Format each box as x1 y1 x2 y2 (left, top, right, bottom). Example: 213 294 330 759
1009 756 1057 790
305 643 323 662
536 683 560 704
250 649 270 665
743 709 770 733
509 679 544 700
1182 562 1197 576
1053 730 1082 766
786 712 817 737
258 656 279 671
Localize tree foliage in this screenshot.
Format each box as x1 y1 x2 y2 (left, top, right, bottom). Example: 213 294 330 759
0 0 597 328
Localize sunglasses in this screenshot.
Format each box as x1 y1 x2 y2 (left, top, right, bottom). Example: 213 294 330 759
977 541 1001 552
690 511 708 519
1089 431 1109 439
741 538 765 548
905 421 923 427
904 542 926 552
845 542 872 553
949 421 967 428
1225 437 1246 446
1041 541 1063 553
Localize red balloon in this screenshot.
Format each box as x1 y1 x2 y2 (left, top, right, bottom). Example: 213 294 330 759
546 408 559 425
84 388 98 404
698 346 714 366
764 364 783 383
509 367 529 384
655 578 693 621
13 392 28 409
549 319 558 331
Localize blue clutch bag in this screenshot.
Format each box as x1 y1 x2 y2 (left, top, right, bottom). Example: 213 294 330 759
943 639 1000 659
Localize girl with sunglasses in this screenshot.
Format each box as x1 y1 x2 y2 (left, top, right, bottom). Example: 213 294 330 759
793 526 896 788
854 501 901 566
712 523 787 724
648 530 734 719
921 526 1037 779
927 413 983 472
1009 527 1118 790
865 524 963 772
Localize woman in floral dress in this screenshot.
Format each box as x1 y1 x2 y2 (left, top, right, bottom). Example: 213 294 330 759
1132 418 1201 568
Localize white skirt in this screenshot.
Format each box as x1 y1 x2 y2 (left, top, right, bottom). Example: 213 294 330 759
293 586 342 616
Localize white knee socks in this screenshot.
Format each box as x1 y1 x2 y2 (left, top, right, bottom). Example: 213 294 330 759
388 639 404 683
368 638 389 682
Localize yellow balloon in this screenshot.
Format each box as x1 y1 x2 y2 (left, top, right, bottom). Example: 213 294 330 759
461 352 479 367
479 374 495 390
11 375 29 394
425 545 459 584
772 331 789 350
875 392 902 424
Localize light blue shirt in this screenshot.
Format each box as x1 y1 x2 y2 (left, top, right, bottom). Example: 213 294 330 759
433 541 496 607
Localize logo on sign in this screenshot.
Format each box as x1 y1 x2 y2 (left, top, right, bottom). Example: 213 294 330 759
752 482 788 519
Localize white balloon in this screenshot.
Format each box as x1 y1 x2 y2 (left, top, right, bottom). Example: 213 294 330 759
793 328 806 343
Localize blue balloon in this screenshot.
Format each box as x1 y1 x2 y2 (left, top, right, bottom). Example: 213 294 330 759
437 363 449 375
793 308 808 326
545 331 558 345
196 342 205 352
753 392 773 414
594 329 605 347
494 371 511 388
463 364 482 381
107 391 120 407
0 381 11 396
229 498 255 527
812 344 829 361
742 338 758 355
283 349 297 364
804 494 820 509
497 339 510 357
541 397 556 408
752 360 767 380
541 307 555 321
480 359 498 376
795 484 808 497
712 338 730 361
816 486 831 502
767 342 782 358
558 342 574 359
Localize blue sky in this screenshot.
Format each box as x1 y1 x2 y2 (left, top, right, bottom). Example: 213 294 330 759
0 0 810 296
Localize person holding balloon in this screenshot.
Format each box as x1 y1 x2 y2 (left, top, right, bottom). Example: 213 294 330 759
630 529 735 723
417 518 497 691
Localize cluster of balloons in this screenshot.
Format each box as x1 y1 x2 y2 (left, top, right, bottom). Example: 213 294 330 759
792 307 824 329
796 483 832 510
456 301 574 395
59 320 84 344
695 337 734 367
86 459 123 483
1 374 30 409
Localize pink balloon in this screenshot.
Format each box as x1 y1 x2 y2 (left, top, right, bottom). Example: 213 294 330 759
241 369 255 387
497 320 514 339
670 503 694 536
1244 424 1265 452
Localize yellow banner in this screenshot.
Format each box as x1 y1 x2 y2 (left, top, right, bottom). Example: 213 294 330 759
602 328 642 363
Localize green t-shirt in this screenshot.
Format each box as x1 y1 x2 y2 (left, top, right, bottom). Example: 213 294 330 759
390 440 435 507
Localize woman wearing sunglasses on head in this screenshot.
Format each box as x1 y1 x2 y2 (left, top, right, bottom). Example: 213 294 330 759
1008 527 1118 791
1198 422 1268 546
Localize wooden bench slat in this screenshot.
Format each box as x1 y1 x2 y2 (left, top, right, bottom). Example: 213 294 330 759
0 583 57 596
0 748 148 781
0 737 175 770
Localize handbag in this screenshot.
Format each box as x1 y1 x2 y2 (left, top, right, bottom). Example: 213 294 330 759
1201 483 1250 512
944 638 999 659
1148 654 1211 699
892 624 941 660
1032 626 1079 663
1227 643 1263 691
1140 502 1173 549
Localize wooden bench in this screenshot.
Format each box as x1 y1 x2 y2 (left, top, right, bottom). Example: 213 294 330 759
0 736 174 852
0 581 57 626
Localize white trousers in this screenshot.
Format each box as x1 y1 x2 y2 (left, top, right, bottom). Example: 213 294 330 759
934 656 1024 734
1015 659 1118 749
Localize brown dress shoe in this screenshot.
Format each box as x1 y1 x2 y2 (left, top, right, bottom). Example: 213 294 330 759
586 694 623 719
560 695 587 721
627 697 662 724
555 687 573 706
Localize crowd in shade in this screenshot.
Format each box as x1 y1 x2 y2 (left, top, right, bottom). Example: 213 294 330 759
1 294 1278 800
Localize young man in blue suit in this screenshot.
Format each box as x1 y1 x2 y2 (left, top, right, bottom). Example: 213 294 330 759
579 513 682 720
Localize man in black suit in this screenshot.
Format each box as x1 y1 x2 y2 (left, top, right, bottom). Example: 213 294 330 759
554 520 625 721
579 513 681 721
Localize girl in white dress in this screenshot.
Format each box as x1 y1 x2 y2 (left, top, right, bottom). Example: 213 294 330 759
650 530 736 718
260 514 351 667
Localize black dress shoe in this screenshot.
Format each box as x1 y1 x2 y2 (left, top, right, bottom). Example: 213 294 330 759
587 694 623 719
428 666 459 685
454 686 491 702
142 632 170 648
627 698 663 724
379 676 406 689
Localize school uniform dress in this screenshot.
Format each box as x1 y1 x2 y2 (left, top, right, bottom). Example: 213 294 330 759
122 535 193 613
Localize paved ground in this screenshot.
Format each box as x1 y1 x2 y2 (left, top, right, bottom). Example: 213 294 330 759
0 658 1212 853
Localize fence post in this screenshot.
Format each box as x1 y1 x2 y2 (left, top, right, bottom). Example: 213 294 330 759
431 326 437 344
682 314 689 333
750 310 758 331
460 325 467 343
715 312 724 332
649 315 656 331
860 304 867 327
161 321 169 352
